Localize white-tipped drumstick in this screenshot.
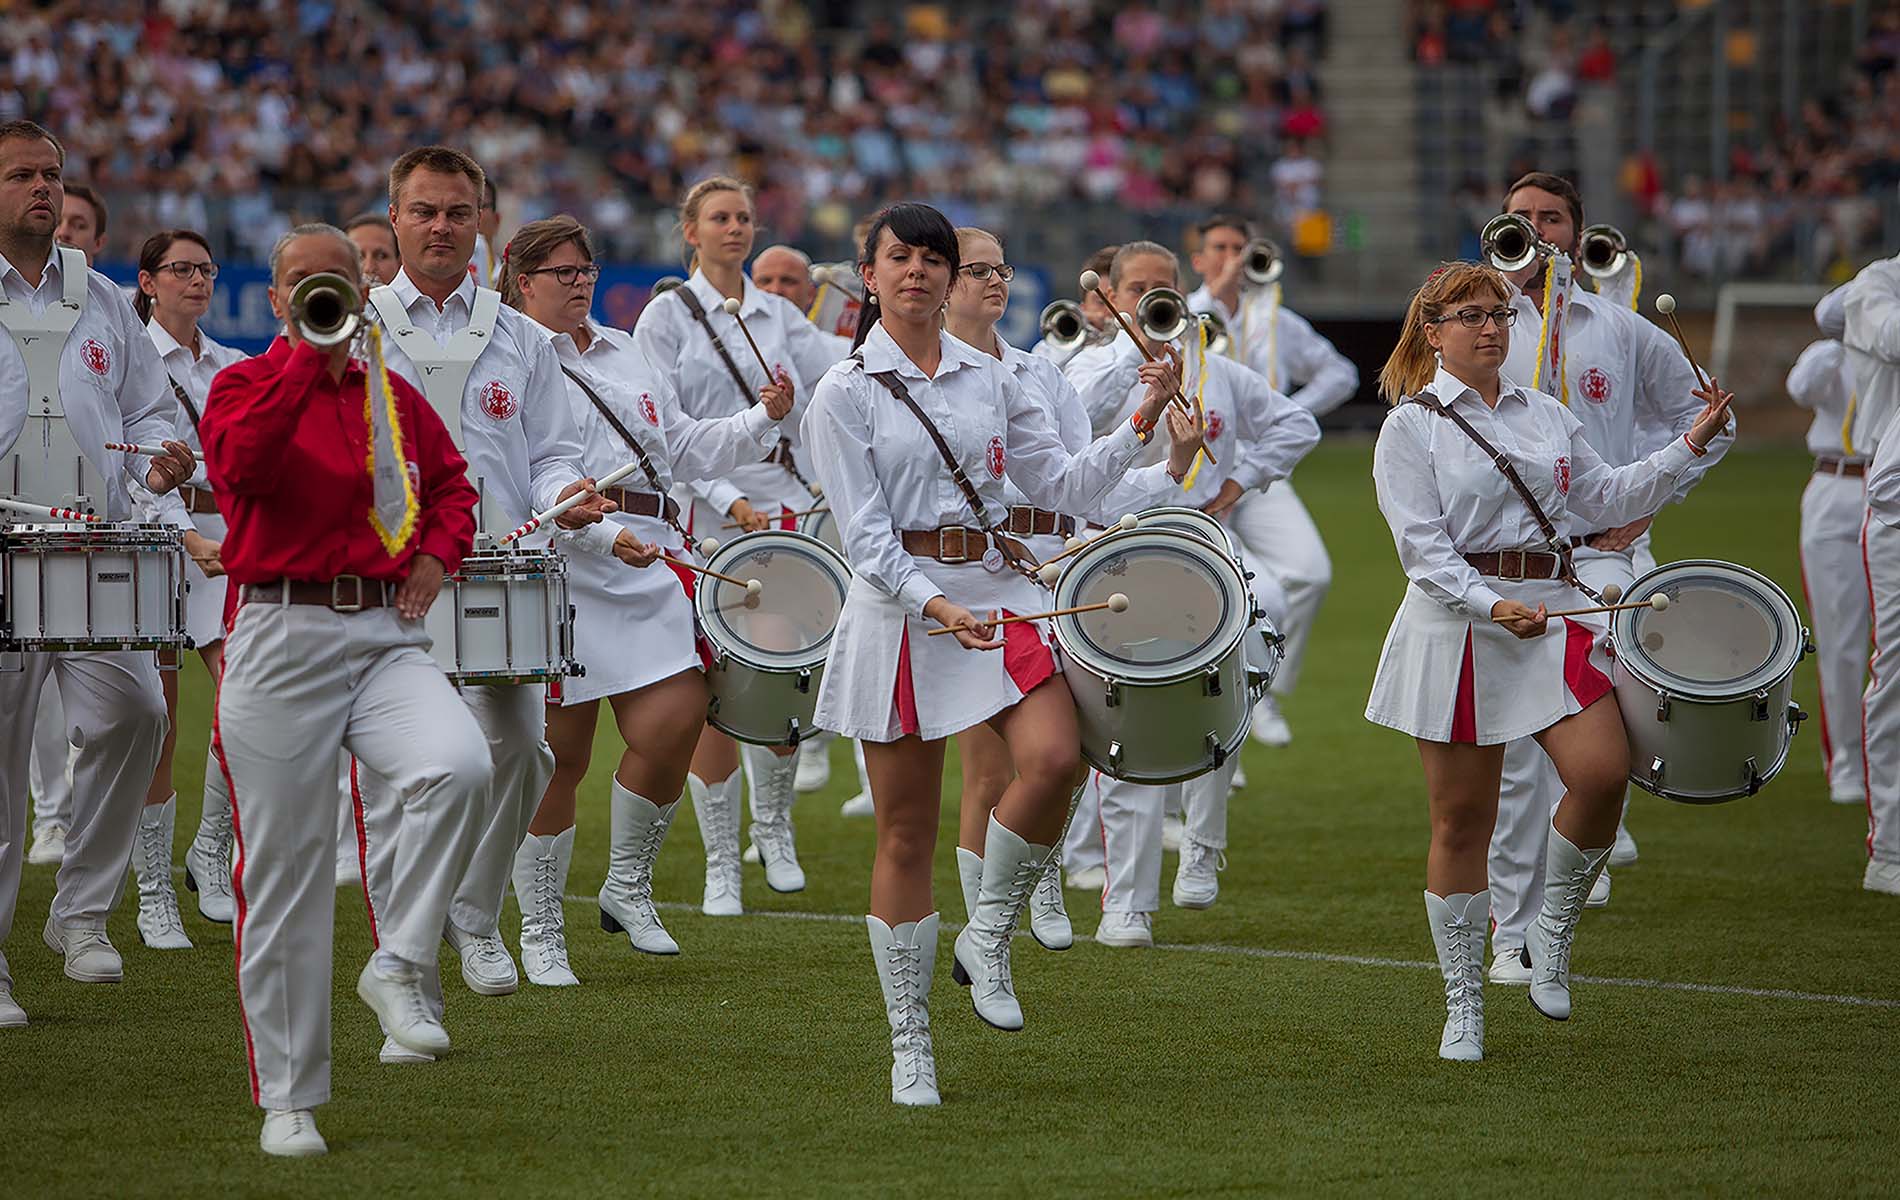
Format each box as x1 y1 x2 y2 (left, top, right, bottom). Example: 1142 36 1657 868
928 592 1129 636
1033 513 1140 581
0 496 100 522
721 296 779 381
500 461 644 544
659 554 760 593
104 440 174 458
1652 294 1710 390
1495 594 1670 623
721 504 828 530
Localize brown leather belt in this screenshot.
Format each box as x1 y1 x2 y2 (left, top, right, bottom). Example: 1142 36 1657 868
177 484 219 516
1003 505 1075 539
900 526 1034 565
1463 549 1567 581
601 487 680 522
240 577 395 611
1815 455 1868 478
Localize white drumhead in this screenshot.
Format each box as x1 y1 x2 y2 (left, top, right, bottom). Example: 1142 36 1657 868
1134 506 1236 558
1611 559 1804 699
696 530 849 670
1053 528 1249 684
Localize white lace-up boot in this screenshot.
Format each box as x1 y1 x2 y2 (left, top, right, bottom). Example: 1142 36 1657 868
956 846 982 925
692 769 745 916
743 745 805 892
867 912 940 1106
134 796 193 950
1528 825 1612 1021
1425 890 1487 1061
599 780 681 954
512 827 578 985
185 747 236 922
1028 857 1073 950
794 735 831 792
952 814 1049 1031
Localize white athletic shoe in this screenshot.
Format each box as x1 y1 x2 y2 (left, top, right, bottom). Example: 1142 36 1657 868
184 807 236 923
1864 859 1900 896
378 1035 435 1064
444 924 519 995
839 791 875 818
1095 911 1154 948
1610 824 1639 867
25 821 66 866
356 958 450 1056
0 985 26 1028
1832 787 1867 806
259 1109 326 1157
134 798 193 950
334 856 362 890
1249 694 1292 747
1229 761 1247 792
1172 837 1224 910
793 738 831 793
1161 816 1184 853
1065 864 1106 892
1488 946 1531 985
43 917 122 983
1586 868 1611 908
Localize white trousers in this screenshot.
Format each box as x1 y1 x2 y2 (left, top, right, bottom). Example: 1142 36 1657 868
1063 773 1103 873
1800 472 1872 799
1227 481 1331 695
218 602 491 1111
1863 513 1900 865
1094 756 1237 914
1488 540 1646 952
29 675 74 828
0 648 166 988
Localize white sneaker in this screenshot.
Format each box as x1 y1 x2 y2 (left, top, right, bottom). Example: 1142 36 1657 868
444 924 519 995
355 958 450 1056
1832 788 1867 806
1065 864 1106 892
43 917 122 983
25 821 66 866
794 738 831 793
1586 868 1611 909
259 1109 326 1157
1249 694 1292 747
1172 837 1224 910
378 1034 435 1064
1865 859 1900 896
184 811 236 924
1610 824 1638 867
1095 911 1154 947
750 819 806 893
133 798 193 950
1488 946 1531 985
0 985 26 1028
1229 762 1247 792
334 857 362 889
839 791 875 818
1161 816 1184 853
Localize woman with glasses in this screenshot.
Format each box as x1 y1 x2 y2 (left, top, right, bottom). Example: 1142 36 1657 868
501 217 793 981
127 230 248 950
1368 262 1733 1063
633 176 848 916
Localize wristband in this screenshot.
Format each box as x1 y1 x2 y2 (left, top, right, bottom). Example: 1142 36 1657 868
1130 410 1155 444
1682 433 1707 458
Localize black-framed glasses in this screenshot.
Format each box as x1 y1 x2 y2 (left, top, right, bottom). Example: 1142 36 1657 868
1430 306 1516 329
960 262 1015 282
155 261 219 281
525 264 602 286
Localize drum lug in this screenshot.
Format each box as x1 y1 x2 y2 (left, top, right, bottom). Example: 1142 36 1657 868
1201 666 1223 697
1802 626 1814 659
1749 690 1770 722
795 666 812 694
1646 756 1666 790
1787 702 1807 733
1744 756 1762 796
706 695 721 717
1206 731 1225 769
1108 741 1124 773
1104 680 1120 709
1655 695 1670 722
786 717 803 748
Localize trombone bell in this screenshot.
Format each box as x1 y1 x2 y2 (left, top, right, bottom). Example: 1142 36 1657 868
1242 238 1283 288
1578 224 1630 279
1135 287 1192 344
288 272 361 348
1480 213 1544 274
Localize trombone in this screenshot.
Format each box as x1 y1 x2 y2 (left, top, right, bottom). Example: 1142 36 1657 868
1480 213 1561 274
288 272 363 348
1242 238 1283 288
1577 224 1631 279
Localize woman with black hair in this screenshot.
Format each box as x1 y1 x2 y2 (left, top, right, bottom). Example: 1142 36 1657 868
801 203 1202 1105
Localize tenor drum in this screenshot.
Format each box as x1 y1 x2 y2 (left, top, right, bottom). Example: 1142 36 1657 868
425 546 576 685
695 529 850 745
1138 505 1281 699
1052 527 1255 783
1608 559 1809 803
796 507 846 562
1 522 186 651
1135 505 1237 559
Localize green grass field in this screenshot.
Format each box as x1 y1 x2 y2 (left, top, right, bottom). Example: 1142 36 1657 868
7 441 1896 1198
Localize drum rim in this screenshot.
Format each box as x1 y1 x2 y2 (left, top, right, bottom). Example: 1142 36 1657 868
696 529 850 671
1052 526 1249 683
1610 558 1805 700
2 522 184 544
1133 505 1237 556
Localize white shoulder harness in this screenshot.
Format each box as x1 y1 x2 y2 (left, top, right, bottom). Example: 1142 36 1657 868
368 283 502 449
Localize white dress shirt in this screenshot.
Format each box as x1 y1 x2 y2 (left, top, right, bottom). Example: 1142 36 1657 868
1786 339 1863 459
147 320 247 490
1842 255 1900 457
1186 284 1360 416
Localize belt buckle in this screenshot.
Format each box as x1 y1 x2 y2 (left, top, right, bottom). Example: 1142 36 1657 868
938 527 969 564
1007 505 1032 536
1497 549 1526 582
331 575 366 613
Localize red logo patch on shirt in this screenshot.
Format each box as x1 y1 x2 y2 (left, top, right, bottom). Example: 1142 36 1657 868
479 380 517 421
986 435 1007 480
1579 367 1612 404
1554 456 1571 495
638 393 660 426
80 338 110 376
1204 409 1225 442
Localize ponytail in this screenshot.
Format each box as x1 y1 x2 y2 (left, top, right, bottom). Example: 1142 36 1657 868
1377 261 1510 405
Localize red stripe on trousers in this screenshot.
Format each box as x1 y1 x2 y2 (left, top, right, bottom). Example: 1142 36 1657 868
1862 507 1880 855
210 640 262 1105
1449 627 1478 744
1561 618 1613 709
350 759 379 947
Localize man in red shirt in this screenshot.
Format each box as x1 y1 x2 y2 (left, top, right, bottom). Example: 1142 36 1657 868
203 223 491 1158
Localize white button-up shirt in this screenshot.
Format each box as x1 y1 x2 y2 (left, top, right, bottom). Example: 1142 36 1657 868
1842 255 1900 457
147 319 247 489
1373 366 1701 619
374 268 585 537
0 247 188 525
1786 338 1862 459
801 322 1171 617
1186 284 1360 416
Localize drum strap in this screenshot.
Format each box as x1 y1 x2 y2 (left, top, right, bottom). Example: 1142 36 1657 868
167 375 203 437
559 365 696 552
673 286 815 495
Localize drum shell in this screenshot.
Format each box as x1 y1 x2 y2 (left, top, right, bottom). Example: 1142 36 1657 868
425 549 574 685
1613 656 1800 803
695 530 849 746
2 523 186 651
796 508 846 562
1065 643 1250 783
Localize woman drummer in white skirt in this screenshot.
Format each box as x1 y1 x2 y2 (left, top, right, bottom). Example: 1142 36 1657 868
1367 262 1733 1062
126 228 248 950
634 176 848 912
503 217 794 982
802 203 1203 1106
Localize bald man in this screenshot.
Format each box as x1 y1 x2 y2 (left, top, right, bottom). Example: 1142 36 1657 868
751 245 817 313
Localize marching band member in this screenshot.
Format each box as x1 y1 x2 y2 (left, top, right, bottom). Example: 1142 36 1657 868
54 181 107 262
127 228 247 948
752 244 820 313
1368 261 1733 1061
804 203 1202 1104
356 147 613 1029
472 177 501 289
1034 244 1119 366
344 213 401 287
1788 284 1870 808
1067 241 1320 945
1484 173 1729 983
203 223 487 1155
504 216 793 981
0 121 196 1025
1187 213 1358 747
634 176 847 911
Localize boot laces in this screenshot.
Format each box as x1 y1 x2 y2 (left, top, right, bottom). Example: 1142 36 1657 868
979 857 1045 989
755 819 797 869
1031 858 1065 918
887 937 936 1088
138 817 172 894
1441 910 1482 1036
524 853 567 963
1538 868 1596 984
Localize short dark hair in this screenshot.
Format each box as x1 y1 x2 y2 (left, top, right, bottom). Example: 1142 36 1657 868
63 183 107 238
0 119 63 164
851 202 960 350
500 215 593 310
1503 171 1584 232
482 176 498 210
388 146 486 208
1083 244 1119 283
1195 213 1253 241
135 229 213 322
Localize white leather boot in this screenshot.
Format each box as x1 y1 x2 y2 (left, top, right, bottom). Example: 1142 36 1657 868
1424 889 1487 1061
1028 857 1073 950
867 912 940 1106
184 747 236 923
956 846 982 926
951 814 1050 1031
599 780 681 954
692 770 744 916
134 796 192 950
743 744 805 892
513 826 578 985
1527 824 1612 1021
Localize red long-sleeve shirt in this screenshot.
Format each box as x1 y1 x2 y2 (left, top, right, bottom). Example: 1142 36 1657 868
203 337 477 585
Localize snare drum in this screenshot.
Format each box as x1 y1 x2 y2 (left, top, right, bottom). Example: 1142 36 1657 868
425 546 576 685
796 506 846 562
1135 505 1237 559
1 522 186 651
1052 527 1256 783
1609 559 1809 803
1138 506 1282 699
695 529 850 745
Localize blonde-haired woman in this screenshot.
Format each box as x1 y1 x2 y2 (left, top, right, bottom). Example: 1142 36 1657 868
633 176 849 913
1366 262 1732 1062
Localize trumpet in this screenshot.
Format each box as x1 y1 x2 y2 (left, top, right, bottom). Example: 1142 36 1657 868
1578 223 1631 279
1135 287 1193 344
1243 238 1283 288
1200 310 1231 356
1480 213 1560 274
288 272 362 348
1038 300 1094 353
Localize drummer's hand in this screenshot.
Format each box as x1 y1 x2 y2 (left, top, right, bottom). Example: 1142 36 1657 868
1200 479 1244 516
1164 403 1205 482
1134 345 1184 425
395 553 446 620
182 530 224 578
728 499 770 533
759 369 795 421
1585 517 1651 552
611 529 663 568
1687 377 1736 449
144 439 196 494
924 597 1003 651
554 478 617 529
1492 599 1548 640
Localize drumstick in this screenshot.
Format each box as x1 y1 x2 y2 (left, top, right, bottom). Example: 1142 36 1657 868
659 554 761 595
720 297 778 381
1652 295 1710 390
500 461 644 544
927 592 1129 636
1493 594 1670 623
720 505 828 530
0 496 100 522
1032 513 1141 584
104 441 175 458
